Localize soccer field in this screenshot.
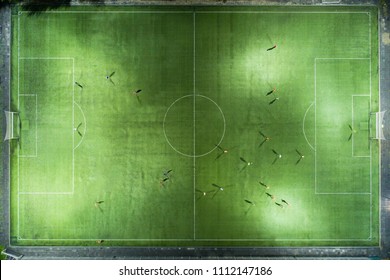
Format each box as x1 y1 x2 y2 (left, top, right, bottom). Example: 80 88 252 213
9 5 380 247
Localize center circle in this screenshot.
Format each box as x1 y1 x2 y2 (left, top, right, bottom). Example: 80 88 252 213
163 95 226 157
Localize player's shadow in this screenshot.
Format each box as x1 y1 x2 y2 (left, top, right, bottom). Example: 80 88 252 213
22 0 71 15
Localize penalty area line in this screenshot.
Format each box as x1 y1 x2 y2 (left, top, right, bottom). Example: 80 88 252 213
302 102 315 152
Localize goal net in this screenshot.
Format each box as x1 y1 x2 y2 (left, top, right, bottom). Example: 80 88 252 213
321 0 341 3
4 111 20 141
370 111 386 140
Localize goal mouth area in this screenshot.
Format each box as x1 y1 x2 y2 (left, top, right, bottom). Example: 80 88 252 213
4 111 20 141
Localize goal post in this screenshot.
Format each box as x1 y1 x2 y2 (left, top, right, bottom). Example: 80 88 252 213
4 111 20 141
370 111 386 140
1 248 24 260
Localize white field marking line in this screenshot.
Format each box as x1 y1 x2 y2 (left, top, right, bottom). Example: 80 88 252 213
9 18 330 243
163 95 195 158
315 192 371 195
321 0 341 4
302 102 315 151
73 101 87 150
369 12 372 68
194 238 372 241
369 11 373 239
351 95 371 158
314 59 317 194
314 13 374 240
17 58 75 199
315 58 370 60
18 238 196 241
196 96 226 158
56 2 375 8
314 59 372 196
193 11 196 240
72 58 75 195
17 14 20 239
18 94 38 158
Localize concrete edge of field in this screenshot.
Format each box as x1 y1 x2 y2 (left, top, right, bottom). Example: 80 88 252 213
0 0 389 259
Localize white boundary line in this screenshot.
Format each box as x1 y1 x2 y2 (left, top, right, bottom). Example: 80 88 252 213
315 58 370 60
162 95 226 157
19 11 193 14
369 11 373 240
192 238 372 241
315 192 372 195
314 58 372 197
17 94 37 158
17 10 369 15
14 10 378 243
19 57 74 60
351 94 355 157
8 11 12 247
193 11 196 240
196 11 367 14
19 192 73 195
17 237 373 242
17 58 75 201
73 101 87 150
351 95 371 158
17 14 20 239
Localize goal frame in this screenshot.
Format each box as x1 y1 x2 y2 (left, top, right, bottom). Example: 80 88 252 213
370 111 386 140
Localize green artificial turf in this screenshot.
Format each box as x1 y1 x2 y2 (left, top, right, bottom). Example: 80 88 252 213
9 5 379 247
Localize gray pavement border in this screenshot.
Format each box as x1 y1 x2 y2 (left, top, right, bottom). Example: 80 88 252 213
0 5 11 251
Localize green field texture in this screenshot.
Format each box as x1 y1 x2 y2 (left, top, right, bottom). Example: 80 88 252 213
10 5 379 247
